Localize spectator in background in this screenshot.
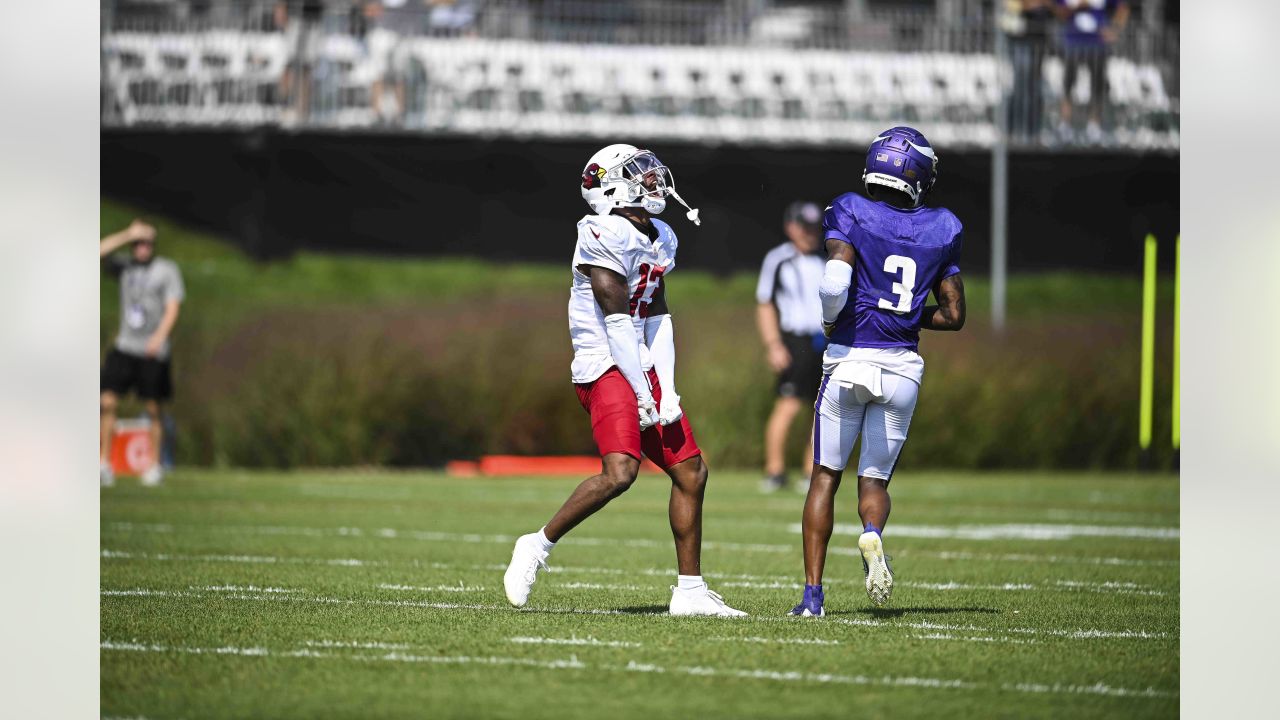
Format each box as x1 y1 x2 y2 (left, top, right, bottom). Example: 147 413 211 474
1056 0 1130 143
755 202 826 493
362 0 427 124
99 220 185 488
276 0 326 123
427 0 480 37
1005 0 1056 142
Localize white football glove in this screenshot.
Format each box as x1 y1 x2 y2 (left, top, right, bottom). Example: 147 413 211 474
638 396 660 430
658 393 683 426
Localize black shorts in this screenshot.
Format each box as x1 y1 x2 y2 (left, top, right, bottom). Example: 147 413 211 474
101 348 173 401
1062 47 1107 107
777 332 825 400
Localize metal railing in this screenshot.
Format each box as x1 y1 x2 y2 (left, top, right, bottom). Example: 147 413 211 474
100 1 1178 151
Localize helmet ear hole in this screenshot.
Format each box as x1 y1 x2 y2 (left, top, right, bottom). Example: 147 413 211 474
603 188 615 197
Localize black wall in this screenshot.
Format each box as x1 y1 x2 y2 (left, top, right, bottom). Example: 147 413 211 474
102 129 1178 273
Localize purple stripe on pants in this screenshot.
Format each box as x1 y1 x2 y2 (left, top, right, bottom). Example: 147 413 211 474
812 374 831 466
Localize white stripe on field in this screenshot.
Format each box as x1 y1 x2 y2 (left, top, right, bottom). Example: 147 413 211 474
799 523 1179 541
714 636 842 646
911 633 1037 645
378 583 486 593
100 588 1171 641
99 640 1174 699
1002 681 1175 699
200 585 302 594
509 635 641 648
101 550 1169 597
102 549 376 567
103 522 1178 565
304 640 410 650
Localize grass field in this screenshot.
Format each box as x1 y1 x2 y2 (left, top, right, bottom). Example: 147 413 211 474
101 469 1179 719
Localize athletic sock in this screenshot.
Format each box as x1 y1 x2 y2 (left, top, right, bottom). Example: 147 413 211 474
804 584 824 600
863 523 882 537
535 527 556 553
677 574 705 591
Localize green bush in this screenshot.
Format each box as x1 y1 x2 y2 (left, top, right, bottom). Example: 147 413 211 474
101 200 1177 471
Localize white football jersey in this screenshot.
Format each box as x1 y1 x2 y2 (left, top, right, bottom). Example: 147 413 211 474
568 213 679 383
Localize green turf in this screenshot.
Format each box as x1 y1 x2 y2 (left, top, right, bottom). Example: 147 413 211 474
101 470 1178 719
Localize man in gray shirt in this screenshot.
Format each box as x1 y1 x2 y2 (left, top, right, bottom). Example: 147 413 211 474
99 219 185 487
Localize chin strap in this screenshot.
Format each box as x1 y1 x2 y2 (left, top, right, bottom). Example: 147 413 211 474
668 188 701 226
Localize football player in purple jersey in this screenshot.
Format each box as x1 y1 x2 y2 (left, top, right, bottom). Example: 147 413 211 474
789 127 967 616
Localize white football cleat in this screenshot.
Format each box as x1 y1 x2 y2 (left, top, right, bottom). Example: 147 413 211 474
669 584 747 617
100 461 115 488
503 533 550 608
858 531 894 606
141 463 164 487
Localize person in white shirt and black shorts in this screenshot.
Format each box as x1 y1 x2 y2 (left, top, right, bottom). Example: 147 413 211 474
755 201 827 492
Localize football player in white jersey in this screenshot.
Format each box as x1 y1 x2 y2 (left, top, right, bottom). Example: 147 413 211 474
503 144 746 617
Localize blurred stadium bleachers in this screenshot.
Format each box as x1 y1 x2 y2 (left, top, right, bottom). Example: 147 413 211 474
101 0 1178 150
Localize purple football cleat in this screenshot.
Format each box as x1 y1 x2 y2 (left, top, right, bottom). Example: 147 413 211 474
788 584 825 617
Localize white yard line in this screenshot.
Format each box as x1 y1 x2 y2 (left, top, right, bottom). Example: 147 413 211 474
103 520 1178 566
102 548 377 567
304 640 410 650
100 588 1172 642
378 583 486 593
101 551 1171 597
799 523 1179 541
712 636 843 646
509 635 642 648
100 640 1175 699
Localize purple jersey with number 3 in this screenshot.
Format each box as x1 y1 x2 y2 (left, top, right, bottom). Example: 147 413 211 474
823 191 963 351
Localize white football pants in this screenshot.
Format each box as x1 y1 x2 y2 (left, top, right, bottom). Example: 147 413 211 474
812 365 919 481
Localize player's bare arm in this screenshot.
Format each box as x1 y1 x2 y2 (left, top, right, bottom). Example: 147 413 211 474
920 274 966 331
582 263 630 315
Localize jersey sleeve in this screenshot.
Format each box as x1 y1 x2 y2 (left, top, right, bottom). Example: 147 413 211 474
573 219 627 276
161 261 186 303
651 218 679 275
822 197 856 246
755 248 782 304
941 222 963 280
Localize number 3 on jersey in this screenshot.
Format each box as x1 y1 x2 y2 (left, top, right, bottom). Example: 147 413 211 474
629 263 665 317
878 255 916 314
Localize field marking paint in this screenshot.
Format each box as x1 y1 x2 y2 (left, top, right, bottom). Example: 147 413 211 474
200 585 302 594
101 550 1172 598
101 588 1171 642
713 636 842 646
304 640 410 650
911 633 1037 645
378 582 486 593
100 640 1174 700
104 522 1177 567
801 523 1179 542
1002 682 1175 699
510 635 642 649
102 548 376 567
923 550 1176 568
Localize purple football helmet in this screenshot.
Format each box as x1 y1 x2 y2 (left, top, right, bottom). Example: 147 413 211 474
862 126 939 207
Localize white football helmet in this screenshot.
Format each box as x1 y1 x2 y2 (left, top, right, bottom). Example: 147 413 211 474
580 144 701 225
